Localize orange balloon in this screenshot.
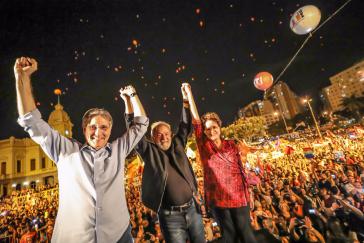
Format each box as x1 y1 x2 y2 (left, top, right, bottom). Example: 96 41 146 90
54 89 62 95
254 72 274 91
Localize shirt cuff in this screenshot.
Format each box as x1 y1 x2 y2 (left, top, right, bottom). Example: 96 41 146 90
17 109 42 128
124 113 134 123
133 116 149 125
192 119 201 125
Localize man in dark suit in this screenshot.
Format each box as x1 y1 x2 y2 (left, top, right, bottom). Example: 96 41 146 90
124 83 205 243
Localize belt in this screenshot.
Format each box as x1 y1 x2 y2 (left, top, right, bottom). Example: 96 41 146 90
163 198 194 212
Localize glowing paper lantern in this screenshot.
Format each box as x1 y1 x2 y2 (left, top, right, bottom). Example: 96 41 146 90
290 5 321 35
254 72 274 91
54 89 62 95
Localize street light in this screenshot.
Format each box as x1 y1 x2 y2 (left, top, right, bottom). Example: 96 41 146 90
302 97 322 139
274 110 289 134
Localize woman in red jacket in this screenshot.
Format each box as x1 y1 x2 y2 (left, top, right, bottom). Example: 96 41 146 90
182 83 257 243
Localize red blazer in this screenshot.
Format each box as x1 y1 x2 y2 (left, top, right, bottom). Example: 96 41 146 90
194 121 249 208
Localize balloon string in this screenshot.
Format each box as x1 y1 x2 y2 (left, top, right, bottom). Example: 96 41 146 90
311 0 353 35
266 0 353 94
274 33 312 83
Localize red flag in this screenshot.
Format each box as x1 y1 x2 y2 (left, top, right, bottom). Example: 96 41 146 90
285 145 294 155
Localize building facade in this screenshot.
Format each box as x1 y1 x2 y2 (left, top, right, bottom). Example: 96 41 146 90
0 103 73 196
238 99 280 126
321 60 364 112
265 81 303 120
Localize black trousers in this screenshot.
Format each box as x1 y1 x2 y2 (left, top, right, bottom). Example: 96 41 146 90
213 206 257 243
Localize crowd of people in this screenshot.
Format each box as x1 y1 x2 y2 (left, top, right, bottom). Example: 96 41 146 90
8 56 363 242
0 185 58 242
1 126 363 242
243 127 364 243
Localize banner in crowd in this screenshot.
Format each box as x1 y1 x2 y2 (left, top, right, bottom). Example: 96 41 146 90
303 147 314 159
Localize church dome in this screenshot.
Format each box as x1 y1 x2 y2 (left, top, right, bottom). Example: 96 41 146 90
48 104 74 138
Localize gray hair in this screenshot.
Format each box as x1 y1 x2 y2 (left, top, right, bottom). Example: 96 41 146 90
82 108 113 130
150 121 171 137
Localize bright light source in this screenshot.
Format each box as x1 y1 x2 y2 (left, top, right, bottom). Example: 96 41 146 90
186 147 196 159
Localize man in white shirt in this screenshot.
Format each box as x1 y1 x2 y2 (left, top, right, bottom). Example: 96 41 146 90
15 57 149 243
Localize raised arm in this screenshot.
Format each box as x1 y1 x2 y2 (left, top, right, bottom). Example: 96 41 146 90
182 83 200 122
14 57 37 116
120 86 134 130
120 85 146 117
182 83 207 148
173 83 195 146
120 86 133 115
15 57 78 163
119 85 149 155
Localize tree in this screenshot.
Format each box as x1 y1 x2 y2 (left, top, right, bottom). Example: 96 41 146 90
341 95 364 121
221 116 266 142
268 121 287 136
292 110 313 127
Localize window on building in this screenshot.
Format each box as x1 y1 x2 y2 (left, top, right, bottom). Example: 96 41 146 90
30 159 36 171
17 160 21 173
1 162 6 175
41 157 46 169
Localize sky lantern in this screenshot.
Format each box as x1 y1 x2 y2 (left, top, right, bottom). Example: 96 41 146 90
54 89 62 95
290 5 321 35
254 72 274 91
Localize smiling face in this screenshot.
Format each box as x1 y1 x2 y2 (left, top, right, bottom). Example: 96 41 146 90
152 124 172 151
203 119 221 142
84 115 112 150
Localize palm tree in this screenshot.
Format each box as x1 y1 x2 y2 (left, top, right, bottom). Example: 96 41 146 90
341 95 364 121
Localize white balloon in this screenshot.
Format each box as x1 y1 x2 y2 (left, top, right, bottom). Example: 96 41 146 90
290 5 321 35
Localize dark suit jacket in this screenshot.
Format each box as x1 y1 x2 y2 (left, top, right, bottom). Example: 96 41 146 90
125 107 198 212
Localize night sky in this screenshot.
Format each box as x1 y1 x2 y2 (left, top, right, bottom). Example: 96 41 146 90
0 0 363 141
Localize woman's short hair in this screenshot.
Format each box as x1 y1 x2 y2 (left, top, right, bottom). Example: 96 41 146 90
201 112 222 128
82 108 113 130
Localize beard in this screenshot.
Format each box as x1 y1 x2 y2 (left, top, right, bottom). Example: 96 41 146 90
156 141 171 151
